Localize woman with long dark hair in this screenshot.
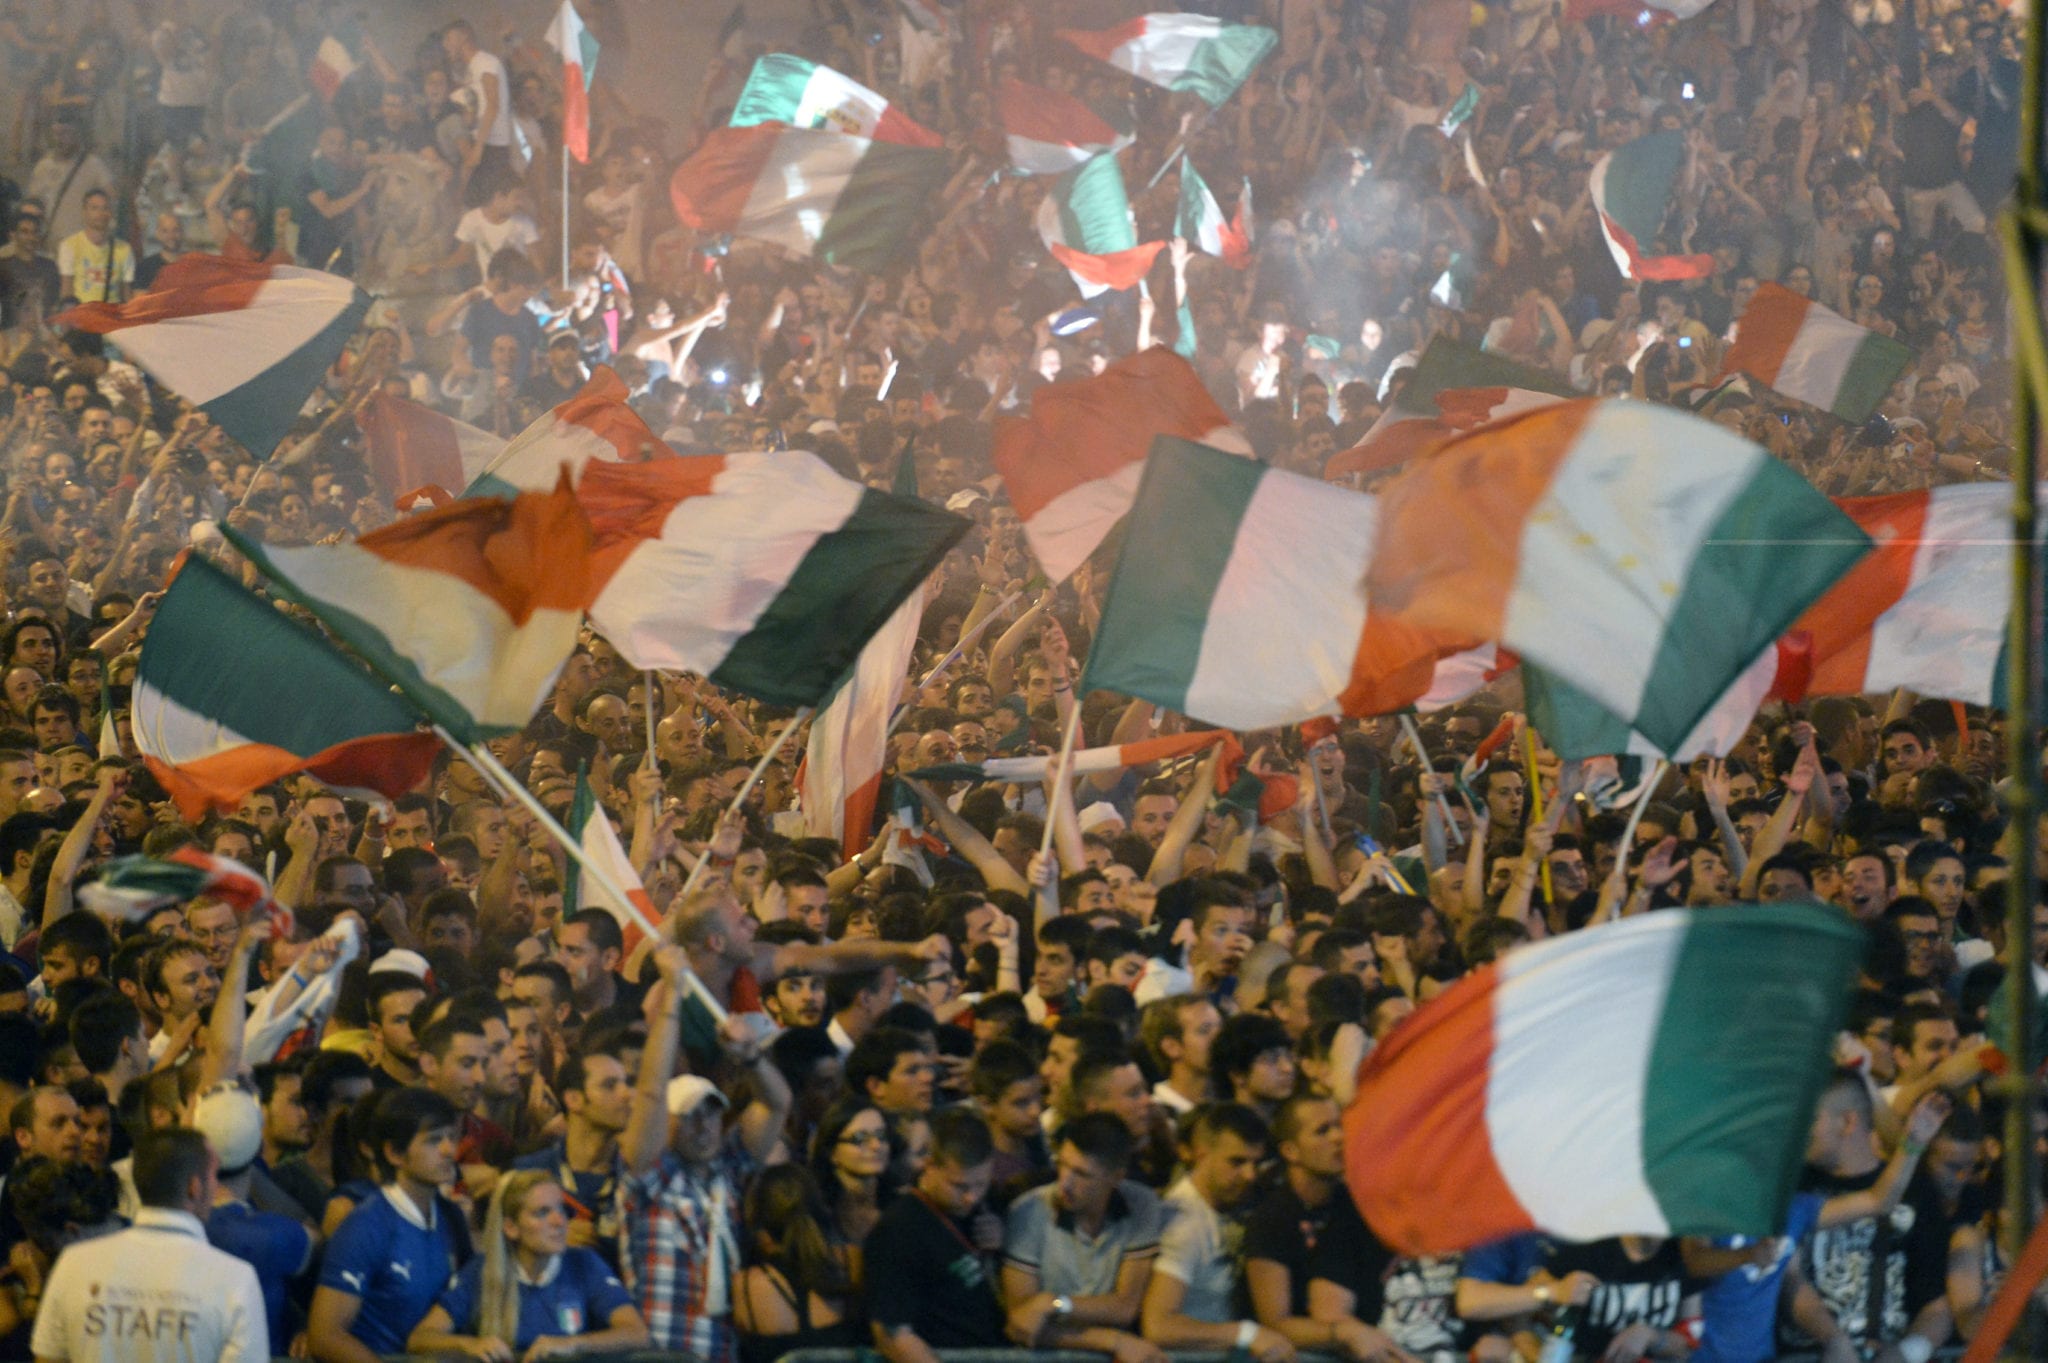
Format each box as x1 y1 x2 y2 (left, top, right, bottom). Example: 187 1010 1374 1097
734 1165 862 1363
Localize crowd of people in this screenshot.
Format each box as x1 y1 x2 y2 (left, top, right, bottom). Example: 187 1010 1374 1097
0 0 2035 1362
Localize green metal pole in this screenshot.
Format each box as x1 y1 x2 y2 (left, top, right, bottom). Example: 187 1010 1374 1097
2000 0 2046 1340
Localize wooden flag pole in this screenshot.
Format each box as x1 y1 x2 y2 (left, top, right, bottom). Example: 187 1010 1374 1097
442 724 728 1025
674 707 811 901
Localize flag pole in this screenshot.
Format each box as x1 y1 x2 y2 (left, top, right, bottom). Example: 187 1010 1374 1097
560 141 571 292
1520 726 1554 906
1997 0 2047 1314
1613 759 1666 868
1397 713 1462 847
438 723 728 1024
642 669 659 767
886 589 1023 738
1035 702 1085 921
675 706 812 899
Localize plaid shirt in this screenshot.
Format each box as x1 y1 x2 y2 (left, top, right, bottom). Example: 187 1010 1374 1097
619 1142 756 1363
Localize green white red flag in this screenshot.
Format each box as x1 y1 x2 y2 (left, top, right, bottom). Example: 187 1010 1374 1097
562 770 657 948
132 554 439 818
730 54 941 147
1719 282 1913 423
1037 153 1165 298
225 482 594 743
546 1 599 162
1346 903 1861 1254
1589 131 1714 281
1325 337 1575 478
1057 13 1277 107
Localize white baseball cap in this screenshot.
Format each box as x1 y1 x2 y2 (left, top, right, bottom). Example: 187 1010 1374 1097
665 1075 731 1117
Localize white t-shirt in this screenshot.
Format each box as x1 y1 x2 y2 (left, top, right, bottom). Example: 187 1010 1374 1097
467 49 515 148
1155 1178 1238 1322
32 1207 269 1363
454 207 540 278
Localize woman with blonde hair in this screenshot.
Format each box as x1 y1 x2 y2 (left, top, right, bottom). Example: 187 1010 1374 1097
408 1169 647 1362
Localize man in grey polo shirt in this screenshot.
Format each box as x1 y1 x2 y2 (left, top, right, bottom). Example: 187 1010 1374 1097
1001 1113 1167 1363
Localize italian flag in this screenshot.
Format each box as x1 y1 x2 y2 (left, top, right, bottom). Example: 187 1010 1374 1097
1326 337 1575 478
546 1 599 163
991 347 1244 583
1000 78 1133 175
1176 158 1250 267
464 367 664 498
1082 438 1441 730
1345 903 1863 1254
1589 131 1715 281
1795 484 2015 702
57 253 369 459
1720 282 1913 423
1521 643 1788 761
670 123 951 273
563 771 656 947
1365 400 1870 754
358 392 506 507
1057 13 1277 108
731 54 941 147
573 451 967 705
1415 644 1516 713
803 584 925 860
224 483 594 743
907 729 1242 785
132 555 440 818
308 34 357 105
81 849 275 923
1037 153 1166 298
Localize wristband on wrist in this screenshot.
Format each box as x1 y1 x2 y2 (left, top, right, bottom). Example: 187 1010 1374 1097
1897 1337 1933 1363
1236 1320 1258 1350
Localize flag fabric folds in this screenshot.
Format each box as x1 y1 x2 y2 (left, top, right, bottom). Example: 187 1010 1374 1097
81 849 276 922
1364 399 1871 754
905 729 1242 785
1589 131 1715 281
731 54 942 147
992 347 1244 583
132 555 439 818
1082 438 1440 730
1325 337 1576 478
670 124 950 273
1719 282 1914 423
546 1 600 163
999 79 1134 174
574 452 968 706
57 254 370 459
1176 158 1250 266
1345 903 1861 1254
464 367 664 498
1057 13 1277 107
563 771 656 947
803 586 924 860
1037 154 1166 298
308 35 357 105
225 483 594 743
358 393 507 506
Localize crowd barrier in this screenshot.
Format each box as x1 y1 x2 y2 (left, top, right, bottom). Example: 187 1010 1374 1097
375 1348 1967 1363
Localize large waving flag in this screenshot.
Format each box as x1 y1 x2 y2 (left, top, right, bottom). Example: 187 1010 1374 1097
1081 438 1440 729
225 483 593 742
1719 283 1913 423
992 348 1243 583
803 586 923 860
134 555 439 818
1038 154 1165 298
464 367 663 498
574 451 968 705
1797 484 2015 702
58 254 369 458
906 729 1242 785
547 1 599 163
308 34 358 105
999 79 1134 174
1521 646 1787 761
731 54 941 147
1589 131 1714 281
1364 400 1870 754
671 124 950 273
1325 337 1576 478
1057 14 1276 107
358 393 506 506
562 771 656 947
1346 904 1861 1254
1176 158 1250 267
82 849 276 923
